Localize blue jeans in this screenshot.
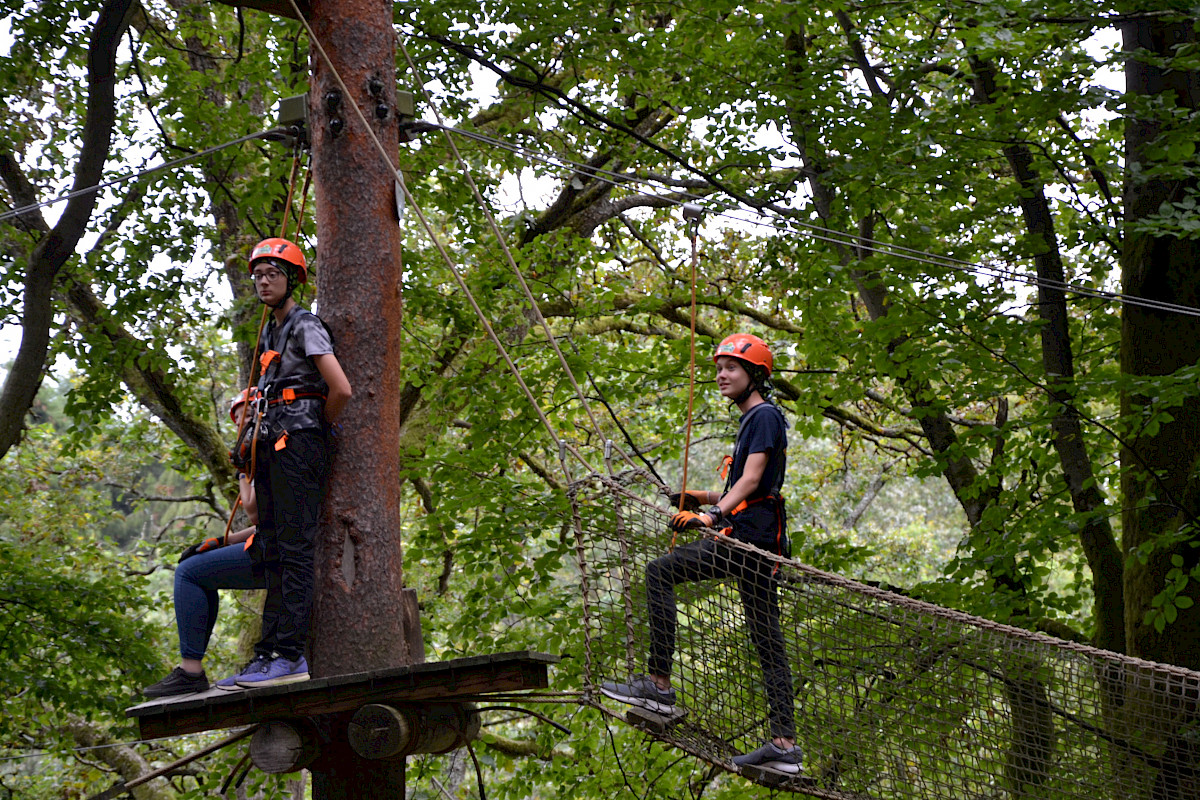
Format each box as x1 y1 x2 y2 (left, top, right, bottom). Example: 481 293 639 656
175 543 264 661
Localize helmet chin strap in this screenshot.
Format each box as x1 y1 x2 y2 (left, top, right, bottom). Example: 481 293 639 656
733 383 757 406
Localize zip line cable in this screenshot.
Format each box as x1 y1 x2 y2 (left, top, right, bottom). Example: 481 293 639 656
417 118 1200 321
0 128 294 227
1 96 1193 323
394 32 645 481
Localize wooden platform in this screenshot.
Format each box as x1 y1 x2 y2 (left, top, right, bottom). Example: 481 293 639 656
127 650 558 740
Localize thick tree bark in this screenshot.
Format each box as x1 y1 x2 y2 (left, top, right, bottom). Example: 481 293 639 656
0 0 135 461
306 0 416 681
1120 15 1200 670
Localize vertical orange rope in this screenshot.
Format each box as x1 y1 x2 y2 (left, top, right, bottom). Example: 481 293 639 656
278 148 301 239
674 209 703 550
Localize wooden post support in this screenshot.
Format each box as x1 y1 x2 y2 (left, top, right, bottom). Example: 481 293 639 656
249 720 321 774
305 0 410 795
348 703 481 760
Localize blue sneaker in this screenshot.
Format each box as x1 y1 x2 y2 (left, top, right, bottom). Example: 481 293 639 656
214 655 269 691
235 654 310 688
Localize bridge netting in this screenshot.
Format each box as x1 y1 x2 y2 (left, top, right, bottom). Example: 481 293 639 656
570 469 1200 799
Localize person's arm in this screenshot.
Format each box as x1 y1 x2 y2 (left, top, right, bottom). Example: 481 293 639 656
706 451 768 523
227 524 256 545
314 353 352 423
238 472 258 526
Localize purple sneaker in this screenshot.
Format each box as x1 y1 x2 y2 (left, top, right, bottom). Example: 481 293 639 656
235 654 310 688
214 654 270 691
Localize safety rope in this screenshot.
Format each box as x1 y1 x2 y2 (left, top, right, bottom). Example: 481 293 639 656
672 205 704 550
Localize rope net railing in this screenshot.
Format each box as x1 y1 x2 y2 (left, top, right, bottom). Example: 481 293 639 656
572 469 1200 800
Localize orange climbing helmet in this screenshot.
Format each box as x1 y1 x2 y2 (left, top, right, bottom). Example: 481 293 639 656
229 387 259 424
248 237 307 285
713 333 773 376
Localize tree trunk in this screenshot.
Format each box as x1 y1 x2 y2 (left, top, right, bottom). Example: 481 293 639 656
1120 12 1200 670
1118 13 1200 800
967 52 1125 654
0 0 134 461
304 0 416 795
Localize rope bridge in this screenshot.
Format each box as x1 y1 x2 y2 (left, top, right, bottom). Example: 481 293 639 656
571 469 1200 799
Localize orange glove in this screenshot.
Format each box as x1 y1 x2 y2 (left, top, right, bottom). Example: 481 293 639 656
179 537 222 563
668 509 723 532
668 511 703 532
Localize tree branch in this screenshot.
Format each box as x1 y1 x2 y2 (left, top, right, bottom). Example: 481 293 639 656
0 0 136 461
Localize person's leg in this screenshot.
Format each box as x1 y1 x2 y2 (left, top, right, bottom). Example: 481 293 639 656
252 448 281 658
238 432 327 688
734 548 795 742
600 538 725 712
175 544 264 662
144 540 264 697
267 431 327 662
645 538 724 680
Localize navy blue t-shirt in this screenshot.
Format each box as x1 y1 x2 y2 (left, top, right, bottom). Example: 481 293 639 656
725 402 788 548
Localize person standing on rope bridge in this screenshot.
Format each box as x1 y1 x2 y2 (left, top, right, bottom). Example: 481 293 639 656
601 333 800 777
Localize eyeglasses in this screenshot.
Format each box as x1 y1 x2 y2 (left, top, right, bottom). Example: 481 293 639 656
250 268 285 284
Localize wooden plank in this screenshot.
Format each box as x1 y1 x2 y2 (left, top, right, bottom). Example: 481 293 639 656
128 650 558 740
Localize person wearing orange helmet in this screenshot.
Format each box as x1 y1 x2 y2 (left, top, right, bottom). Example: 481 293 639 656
601 332 800 778
143 238 351 698
230 236 351 689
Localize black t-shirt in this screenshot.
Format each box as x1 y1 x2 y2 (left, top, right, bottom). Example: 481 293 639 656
725 401 788 547
727 402 787 499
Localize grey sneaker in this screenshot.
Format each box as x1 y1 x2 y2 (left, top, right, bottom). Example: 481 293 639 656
599 675 677 715
733 741 803 775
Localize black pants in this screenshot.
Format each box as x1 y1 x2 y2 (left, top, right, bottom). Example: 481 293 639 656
646 536 795 739
253 428 328 662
